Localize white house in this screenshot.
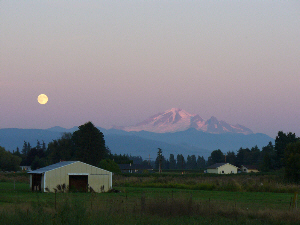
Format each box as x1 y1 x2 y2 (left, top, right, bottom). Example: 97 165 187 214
206 163 238 174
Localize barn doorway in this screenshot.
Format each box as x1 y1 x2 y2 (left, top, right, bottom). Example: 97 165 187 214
32 174 42 191
69 175 88 192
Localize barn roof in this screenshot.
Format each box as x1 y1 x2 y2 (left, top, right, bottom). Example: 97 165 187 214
28 161 78 174
206 163 227 169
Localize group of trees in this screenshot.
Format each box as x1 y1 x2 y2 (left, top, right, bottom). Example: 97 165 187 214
0 146 22 171
154 152 206 170
17 140 47 170
1 121 144 172
46 122 109 167
3 122 129 171
2 124 300 183
206 131 300 173
206 131 300 182
152 131 300 182
207 145 266 169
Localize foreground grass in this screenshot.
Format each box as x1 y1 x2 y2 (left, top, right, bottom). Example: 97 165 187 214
0 182 297 211
1 180 300 224
1 172 300 224
1 192 299 224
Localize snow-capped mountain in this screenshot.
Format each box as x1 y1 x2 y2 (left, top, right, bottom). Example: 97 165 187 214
116 108 253 134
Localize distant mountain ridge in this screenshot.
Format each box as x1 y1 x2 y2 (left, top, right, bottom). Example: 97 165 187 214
114 108 253 134
0 110 273 159
0 127 273 160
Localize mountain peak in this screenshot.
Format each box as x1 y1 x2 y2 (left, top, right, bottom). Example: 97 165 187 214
119 108 253 134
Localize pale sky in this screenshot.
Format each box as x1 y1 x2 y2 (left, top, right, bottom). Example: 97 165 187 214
1 1 299 138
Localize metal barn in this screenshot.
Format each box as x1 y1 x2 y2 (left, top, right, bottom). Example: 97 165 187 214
28 161 112 193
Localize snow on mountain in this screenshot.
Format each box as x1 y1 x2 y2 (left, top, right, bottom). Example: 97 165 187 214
118 108 253 134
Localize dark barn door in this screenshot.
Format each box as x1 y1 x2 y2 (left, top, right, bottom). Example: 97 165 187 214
32 174 42 191
69 175 88 192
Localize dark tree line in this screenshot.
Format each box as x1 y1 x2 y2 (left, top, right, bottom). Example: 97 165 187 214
152 131 300 179
0 146 22 171
3 128 300 180
154 152 206 170
207 131 300 175
13 122 131 170
207 146 263 168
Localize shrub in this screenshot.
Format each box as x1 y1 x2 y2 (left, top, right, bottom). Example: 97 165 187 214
98 159 121 173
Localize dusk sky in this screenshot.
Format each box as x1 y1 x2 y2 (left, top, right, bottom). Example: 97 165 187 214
1 1 299 138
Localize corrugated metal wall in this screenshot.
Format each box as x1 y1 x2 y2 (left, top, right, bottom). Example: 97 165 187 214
44 162 112 193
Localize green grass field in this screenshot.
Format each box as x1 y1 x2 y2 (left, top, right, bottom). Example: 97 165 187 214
0 181 297 210
1 173 300 224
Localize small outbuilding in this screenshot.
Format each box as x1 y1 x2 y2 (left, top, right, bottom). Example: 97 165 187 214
240 165 259 173
28 161 112 193
206 163 238 174
20 166 31 171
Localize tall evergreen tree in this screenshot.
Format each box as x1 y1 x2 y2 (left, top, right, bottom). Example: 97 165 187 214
47 132 74 163
36 140 41 150
176 154 186 170
42 141 46 152
250 145 261 165
226 151 236 165
208 149 224 166
164 158 170 169
72 122 108 166
197 156 206 169
260 142 275 171
155 152 166 170
21 141 28 157
26 147 45 166
12 147 22 158
275 131 298 168
169 154 176 169
284 141 300 183
21 141 31 165
157 148 162 173
186 155 197 169
236 148 250 167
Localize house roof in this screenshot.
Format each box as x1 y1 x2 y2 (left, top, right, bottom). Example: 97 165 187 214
28 161 78 174
206 163 227 169
207 163 238 169
119 164 153 170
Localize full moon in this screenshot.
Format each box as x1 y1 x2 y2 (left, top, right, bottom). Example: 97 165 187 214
37 94 48 104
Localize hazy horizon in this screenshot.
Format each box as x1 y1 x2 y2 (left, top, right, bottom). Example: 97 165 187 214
1 1 299 139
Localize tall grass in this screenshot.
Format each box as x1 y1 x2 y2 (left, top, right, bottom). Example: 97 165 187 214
1 192 299 225
0 172 29 183
114 174 300 193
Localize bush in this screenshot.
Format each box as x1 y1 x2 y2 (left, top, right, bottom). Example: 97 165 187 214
98 159 121 173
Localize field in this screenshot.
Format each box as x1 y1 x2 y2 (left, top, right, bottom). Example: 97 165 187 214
0 172 300 224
